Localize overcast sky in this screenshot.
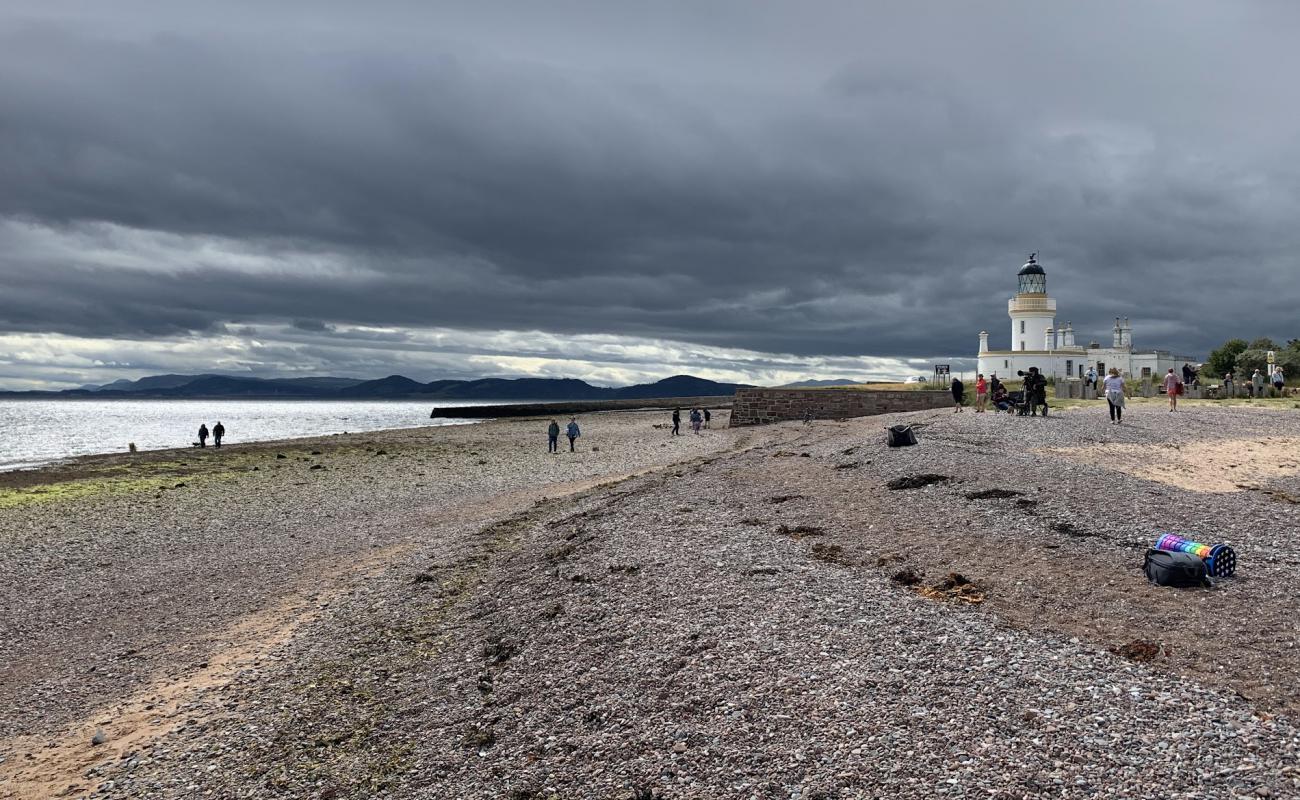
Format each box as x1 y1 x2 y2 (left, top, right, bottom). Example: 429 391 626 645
2 1 1298 389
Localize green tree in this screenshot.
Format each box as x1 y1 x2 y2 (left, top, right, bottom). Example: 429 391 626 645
1204 338 1247 378
1236 348 1300 378
1248 337 1277 351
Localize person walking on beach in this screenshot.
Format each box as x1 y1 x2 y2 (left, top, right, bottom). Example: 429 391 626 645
1272 365 1285 395
547 419 560 453
671 407 681 436
197 423 209 447
703 408 711 429
974 374 987 412
566 418 580 452
1252 369 1265 398
950 376 965 412
690 408 703 434
212 421 225 448
1223 371 1235 399
1103 367 1126 424
1164 367 1180 411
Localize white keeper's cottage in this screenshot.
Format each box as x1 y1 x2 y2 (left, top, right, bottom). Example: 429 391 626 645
976 254 1196 382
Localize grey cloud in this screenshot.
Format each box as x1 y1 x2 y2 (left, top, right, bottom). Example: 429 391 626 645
291 319 334 333
2 2 1300 384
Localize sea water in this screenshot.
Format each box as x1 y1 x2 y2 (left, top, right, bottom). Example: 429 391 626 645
0 399 509 471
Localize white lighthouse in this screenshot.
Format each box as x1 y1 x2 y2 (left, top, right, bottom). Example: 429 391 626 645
1007 254 1055 353
976 254 1196 382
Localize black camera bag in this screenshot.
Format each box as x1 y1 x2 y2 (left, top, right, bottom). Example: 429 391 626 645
1143 549 1210 588
886 425 917 447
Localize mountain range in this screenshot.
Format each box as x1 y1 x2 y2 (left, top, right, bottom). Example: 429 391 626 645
5 374 749 400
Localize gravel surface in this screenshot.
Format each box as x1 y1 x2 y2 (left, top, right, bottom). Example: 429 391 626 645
4 403 1300 799
0 410 754 798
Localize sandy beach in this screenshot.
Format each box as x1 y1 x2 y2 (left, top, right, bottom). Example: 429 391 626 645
2 404 1300 798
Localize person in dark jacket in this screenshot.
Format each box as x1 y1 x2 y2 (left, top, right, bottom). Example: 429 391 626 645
950 377 965 413
1022 367 1048 416
703 408 711 428
566 418 580 452
671 408 681 436
212 421 225 448
547 419 560 453
197 423 209 447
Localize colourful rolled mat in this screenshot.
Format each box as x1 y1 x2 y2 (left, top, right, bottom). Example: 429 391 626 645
1154 533 1237 578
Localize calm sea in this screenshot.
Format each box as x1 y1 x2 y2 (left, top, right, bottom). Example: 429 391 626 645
0 399 511 472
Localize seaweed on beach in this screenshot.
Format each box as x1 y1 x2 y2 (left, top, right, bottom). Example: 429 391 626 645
886 474 952 490
1050 520 1094 539
776 523 825 539
965 488 1023 500
890 567 923 586
766 494 803 504
917 572 985 604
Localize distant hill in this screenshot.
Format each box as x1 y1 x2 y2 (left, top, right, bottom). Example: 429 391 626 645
337 375 432 398
614 375 745 398
86 374 221 392
432 378 610 400
5 373 749 400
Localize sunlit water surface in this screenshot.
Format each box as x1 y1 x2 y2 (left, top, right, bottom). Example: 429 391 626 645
0 399 510 471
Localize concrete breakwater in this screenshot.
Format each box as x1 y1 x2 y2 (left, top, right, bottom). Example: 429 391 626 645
431 395 735 419
729 387 951 425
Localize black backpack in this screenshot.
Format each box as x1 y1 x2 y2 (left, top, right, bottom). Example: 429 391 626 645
886 425 917 447
1143 549 1210 588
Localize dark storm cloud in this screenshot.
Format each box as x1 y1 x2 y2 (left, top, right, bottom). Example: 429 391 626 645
3 0 1300 380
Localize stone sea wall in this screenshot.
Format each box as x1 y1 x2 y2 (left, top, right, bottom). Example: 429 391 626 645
432 395 735 419
728 388 952 426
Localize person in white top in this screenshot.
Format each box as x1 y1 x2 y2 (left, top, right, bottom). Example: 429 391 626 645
1103 368 1126 424
1163 367 1180 411
1272 365 1285 395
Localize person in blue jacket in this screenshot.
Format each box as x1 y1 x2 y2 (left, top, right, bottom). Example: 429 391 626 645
566 418 580 452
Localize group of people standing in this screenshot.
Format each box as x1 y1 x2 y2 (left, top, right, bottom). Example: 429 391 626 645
671 407 710 435
546 418 581 453
196 421 225 448
1221 366 1286 399
956 370 1048 416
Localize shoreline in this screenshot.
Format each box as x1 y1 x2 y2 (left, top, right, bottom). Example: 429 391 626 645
0 396 734 476
0 417 485 482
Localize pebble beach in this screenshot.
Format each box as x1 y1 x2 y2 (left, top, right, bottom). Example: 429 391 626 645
2 403 1299 799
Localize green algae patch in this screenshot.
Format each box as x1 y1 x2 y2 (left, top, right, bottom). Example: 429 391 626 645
0 463 248 511
0 477 165 510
